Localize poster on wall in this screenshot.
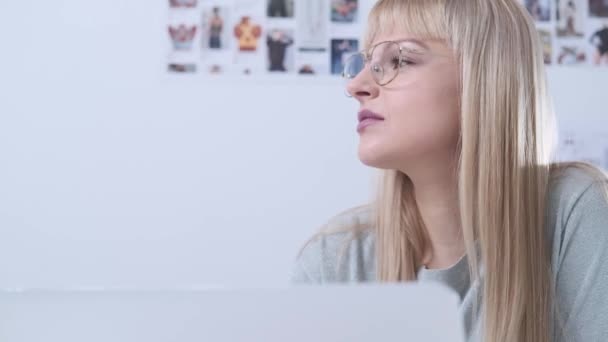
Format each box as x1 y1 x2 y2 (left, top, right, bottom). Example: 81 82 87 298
266 28 295 72
331 0 358 23
267 0 294 18
167 0 200 73
166 0 362 76
168 0 608 76
588 20 608 65
525 0 552 21
517 0 608 66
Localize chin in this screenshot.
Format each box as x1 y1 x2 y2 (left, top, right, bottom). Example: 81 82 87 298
358 146 393 169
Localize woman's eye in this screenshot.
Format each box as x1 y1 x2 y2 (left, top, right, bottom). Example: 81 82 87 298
400 58 414 67
390 57 414 69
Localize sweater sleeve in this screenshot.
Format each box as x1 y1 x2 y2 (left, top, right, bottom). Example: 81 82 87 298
289 228 376 285
553 180 608 341
288 238 323 284
288 233 341 285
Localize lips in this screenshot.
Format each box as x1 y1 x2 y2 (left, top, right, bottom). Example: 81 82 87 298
358 109 384 122
357 109 384 133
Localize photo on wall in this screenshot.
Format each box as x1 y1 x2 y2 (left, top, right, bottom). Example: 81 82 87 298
170 0 197 8
267 0 294 18
556 42 587 64
556 0 586 37
206 64 225 74
297 50 330 75
588 20 608 65
232 0 265 75
169 24 198 50
331 38 359 75
168 63 197 73
298 64 316 74
331 0 358 23
234 16 263 52
202 5 230 51
296 0 329 52
267 29 294 72
589 0 608 17
525 0 551 21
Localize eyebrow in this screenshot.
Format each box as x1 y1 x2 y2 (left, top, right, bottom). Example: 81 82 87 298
395 38 429 50
363 38 431 58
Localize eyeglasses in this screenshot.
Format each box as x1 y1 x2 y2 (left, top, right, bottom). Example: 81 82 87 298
342 40 425 86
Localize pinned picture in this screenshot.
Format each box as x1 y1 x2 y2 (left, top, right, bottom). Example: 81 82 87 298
267 0 294 18
298 49 330 75
202 6 229 50
589 21 608 65
590 0 608 17
168 63 197 73
169 24 197 50
525 0 551 21
556 43 587 64
296 0 329 52
331 0 358 23
331 39 359 75
267 29 294 72
234 16 263 52
556 0 585 37
538 29 553 64
208 64 224 74
170 0 197 8
298 64 316 74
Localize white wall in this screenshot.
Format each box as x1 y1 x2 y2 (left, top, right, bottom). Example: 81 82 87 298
0 0 606 290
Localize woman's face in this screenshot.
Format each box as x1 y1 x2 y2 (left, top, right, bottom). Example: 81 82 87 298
346 32 461 173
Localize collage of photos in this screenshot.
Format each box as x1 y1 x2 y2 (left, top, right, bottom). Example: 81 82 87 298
522 0 608 66
168 0 608 77
167 0 363 76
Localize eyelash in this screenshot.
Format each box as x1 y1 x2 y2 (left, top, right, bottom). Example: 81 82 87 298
391 56 416 68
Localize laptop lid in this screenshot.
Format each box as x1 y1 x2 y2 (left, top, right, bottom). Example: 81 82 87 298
0 283 465 342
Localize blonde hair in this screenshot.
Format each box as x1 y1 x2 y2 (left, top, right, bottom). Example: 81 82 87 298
300 0 608 341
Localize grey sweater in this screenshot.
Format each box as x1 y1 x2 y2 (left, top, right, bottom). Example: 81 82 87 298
290 167 608 341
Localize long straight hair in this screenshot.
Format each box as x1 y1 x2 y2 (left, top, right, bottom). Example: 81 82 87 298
362 1 598 342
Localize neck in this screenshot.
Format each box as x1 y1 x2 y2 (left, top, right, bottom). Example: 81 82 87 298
403 161 464 269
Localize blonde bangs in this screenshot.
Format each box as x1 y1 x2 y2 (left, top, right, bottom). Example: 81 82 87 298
364 0 449 49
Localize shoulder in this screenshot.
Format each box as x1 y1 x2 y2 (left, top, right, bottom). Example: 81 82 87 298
289 205 376 284
547 164 608 223
547 164 608 262
546 165 608 340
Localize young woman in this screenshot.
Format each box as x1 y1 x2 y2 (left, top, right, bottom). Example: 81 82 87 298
290 1 608 342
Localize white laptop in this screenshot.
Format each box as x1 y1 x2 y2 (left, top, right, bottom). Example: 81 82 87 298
0 283 465 342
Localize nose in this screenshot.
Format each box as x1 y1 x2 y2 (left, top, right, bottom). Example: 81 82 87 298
345 67 380 102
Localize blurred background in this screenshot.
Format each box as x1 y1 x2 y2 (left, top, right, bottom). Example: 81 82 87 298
0 0 607 290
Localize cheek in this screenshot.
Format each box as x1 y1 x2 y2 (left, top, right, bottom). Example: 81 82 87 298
389 86 460 151
358 79 460 168
399 69 460 145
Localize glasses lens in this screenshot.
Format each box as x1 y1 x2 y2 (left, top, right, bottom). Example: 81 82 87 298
342 52 365 79
370 41 401 85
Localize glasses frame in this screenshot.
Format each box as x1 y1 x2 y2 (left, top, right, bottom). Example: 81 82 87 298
341 40 424 86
